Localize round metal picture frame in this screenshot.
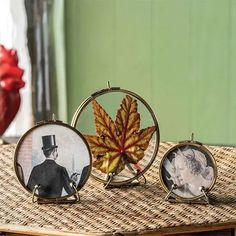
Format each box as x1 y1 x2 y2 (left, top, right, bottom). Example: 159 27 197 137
159 141 217 202
71 84 160 187
14 119 92 201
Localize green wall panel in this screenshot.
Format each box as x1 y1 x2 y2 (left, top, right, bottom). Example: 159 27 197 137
65 0 236 145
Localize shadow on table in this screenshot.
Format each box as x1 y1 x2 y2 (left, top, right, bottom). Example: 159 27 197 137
210 194 236 204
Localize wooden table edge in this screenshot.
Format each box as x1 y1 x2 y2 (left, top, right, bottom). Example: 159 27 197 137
1 221 236 236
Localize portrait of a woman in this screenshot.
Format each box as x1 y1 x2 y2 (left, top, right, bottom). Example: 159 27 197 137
162 145 215 199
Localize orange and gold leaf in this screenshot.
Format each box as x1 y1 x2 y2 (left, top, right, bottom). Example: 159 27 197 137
92 100 117 142
85 95 156 174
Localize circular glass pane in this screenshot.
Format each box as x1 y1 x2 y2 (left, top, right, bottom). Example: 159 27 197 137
14 122 92 199
160 143 217 200
71 88 160 185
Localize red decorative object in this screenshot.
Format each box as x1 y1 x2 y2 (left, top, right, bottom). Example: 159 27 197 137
0 45 25 135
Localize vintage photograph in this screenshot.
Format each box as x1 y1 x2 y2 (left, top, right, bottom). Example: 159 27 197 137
161 144 216 199
15 123 91 199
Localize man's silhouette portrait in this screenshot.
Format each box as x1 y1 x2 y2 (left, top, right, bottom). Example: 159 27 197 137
27 135 75 198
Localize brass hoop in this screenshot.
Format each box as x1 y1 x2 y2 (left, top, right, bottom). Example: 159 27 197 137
71 86 160 186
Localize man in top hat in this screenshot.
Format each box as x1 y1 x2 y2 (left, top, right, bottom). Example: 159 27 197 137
27 135 75 198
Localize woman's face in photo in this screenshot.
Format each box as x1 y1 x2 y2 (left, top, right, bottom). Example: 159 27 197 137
174 155 194 186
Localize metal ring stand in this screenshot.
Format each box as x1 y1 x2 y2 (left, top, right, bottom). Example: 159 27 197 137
71 82 160 189
32 183 80 204
160 133 217 205
164 184 211 205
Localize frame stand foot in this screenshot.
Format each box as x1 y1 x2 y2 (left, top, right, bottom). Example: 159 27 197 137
32 183 80 204
165 184 211 205
103 172 146 189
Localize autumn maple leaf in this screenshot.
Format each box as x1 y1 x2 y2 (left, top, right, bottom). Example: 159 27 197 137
85 95 156 174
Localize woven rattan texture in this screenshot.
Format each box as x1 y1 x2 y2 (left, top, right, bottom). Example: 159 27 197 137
0 143 236 235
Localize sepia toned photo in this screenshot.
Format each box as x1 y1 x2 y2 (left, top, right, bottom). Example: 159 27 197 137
160 144 216 199
14 123 91 199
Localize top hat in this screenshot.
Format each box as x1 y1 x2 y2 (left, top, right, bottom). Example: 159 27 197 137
41 135 58 151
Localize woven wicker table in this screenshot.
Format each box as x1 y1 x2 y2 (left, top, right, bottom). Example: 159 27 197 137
0 142 236 236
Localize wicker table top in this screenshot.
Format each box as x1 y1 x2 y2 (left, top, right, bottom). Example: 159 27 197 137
0 142 236 236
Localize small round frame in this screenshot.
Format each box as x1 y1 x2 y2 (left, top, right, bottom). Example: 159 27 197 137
159 142 217 201
71 85 160 187
14 120 92 200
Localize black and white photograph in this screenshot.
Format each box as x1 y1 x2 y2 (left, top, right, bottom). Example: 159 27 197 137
15 123 91 199
160 144 216 199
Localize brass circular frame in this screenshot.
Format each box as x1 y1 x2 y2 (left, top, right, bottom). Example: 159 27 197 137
159 142 217 201
14 120 92 200
71 87 160 186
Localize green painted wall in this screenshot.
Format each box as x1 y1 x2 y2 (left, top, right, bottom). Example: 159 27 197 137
65 0 236 145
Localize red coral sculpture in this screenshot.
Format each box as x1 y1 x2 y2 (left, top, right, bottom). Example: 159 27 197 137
0 45 25 135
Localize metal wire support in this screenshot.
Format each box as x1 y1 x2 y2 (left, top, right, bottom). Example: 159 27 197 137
32 183 80 204
191 133 194 142
32 184 41 203
136 170 147 185
104 172 115 189
165 184 178 201
70 182 80 203
165 184 210 205
104 171 145 189
199 186 210 204
107 81 111 89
